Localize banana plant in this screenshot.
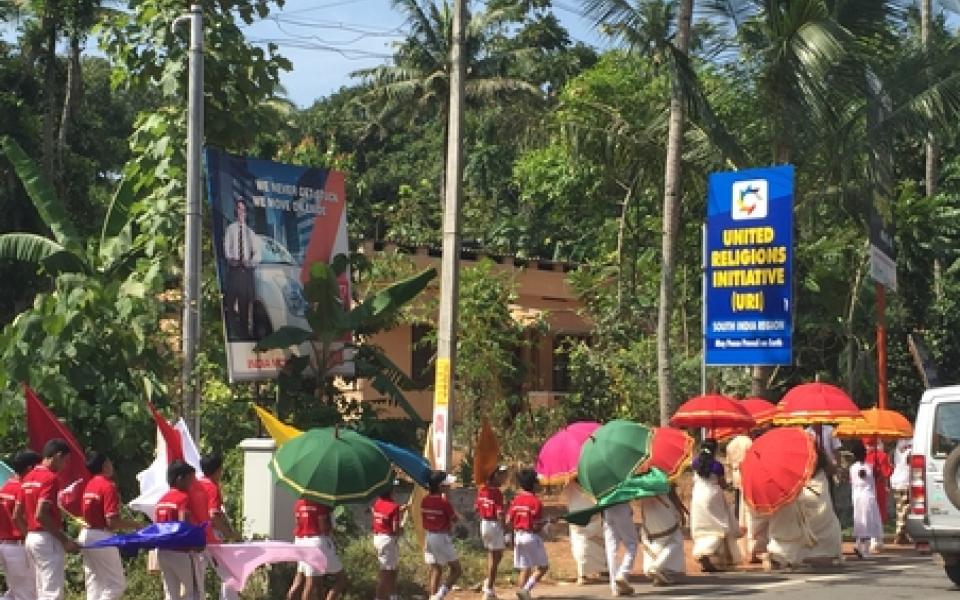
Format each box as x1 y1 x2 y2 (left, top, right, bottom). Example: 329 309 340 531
0 136 143 280
255 257 436 425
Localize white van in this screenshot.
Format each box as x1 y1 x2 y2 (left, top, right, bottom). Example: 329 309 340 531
907 385 960 584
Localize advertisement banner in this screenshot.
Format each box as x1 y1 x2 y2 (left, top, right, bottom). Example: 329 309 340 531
705 165 793 366
205 148 352 382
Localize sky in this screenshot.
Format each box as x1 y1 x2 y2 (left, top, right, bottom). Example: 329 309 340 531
241 0 605 107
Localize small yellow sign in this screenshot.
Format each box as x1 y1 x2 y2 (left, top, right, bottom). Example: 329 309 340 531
433 358 451 407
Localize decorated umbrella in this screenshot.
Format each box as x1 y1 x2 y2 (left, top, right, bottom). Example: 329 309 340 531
740 427 817 515
836 407 913 441
774 383 862 425
670 394 755 431
270 427 393 506
648 427 695 480
577 420 653 498
711 397 779 439
535 421 600 485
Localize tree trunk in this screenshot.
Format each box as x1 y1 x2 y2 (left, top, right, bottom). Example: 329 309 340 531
58 32 83 173
657 0 693 426
921 0 942 300
41 8 58 180
616 182 634 317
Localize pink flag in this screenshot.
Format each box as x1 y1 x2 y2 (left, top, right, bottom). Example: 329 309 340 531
205 542 327 592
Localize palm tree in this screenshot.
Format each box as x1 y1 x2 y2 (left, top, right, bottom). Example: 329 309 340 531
354 0 542 139
582 0 699 423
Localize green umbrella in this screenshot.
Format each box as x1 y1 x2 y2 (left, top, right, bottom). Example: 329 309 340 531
563 468 670 526
270 427 393 506
577 419 653 499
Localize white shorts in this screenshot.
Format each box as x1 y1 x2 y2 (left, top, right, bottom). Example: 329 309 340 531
424 531 458 565
480 520 506 551
513 530 548 569
294 535 342 576
374 534 399 570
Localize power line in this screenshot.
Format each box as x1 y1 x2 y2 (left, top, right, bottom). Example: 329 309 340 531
248 37 393 60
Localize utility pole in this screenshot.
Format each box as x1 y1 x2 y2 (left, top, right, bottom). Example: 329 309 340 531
432 0 466 472
174 5 204 439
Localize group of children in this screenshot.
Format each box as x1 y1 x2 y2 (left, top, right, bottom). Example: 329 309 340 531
353 466 551 600
0 438 239 600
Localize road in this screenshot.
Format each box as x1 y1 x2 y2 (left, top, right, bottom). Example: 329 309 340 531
481 549 956 599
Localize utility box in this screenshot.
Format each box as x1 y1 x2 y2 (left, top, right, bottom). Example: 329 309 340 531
239 438 295 541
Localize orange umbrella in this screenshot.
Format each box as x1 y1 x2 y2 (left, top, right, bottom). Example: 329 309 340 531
774 383 862 425
711 398 779 439
648 427 695 480
741 427 817 515
836 407 913 440
670 394 755 430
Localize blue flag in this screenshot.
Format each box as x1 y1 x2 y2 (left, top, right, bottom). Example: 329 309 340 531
85 522 207 557
375 440 432 489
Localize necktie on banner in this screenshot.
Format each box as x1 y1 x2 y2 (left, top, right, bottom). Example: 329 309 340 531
206 541 327 592
23 384 92 515
130 418 201 519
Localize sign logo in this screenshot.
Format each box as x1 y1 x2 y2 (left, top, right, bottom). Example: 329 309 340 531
732 179 768 220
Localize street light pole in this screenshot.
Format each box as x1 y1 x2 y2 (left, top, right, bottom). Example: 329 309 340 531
175 5 204 439
432 0 466 472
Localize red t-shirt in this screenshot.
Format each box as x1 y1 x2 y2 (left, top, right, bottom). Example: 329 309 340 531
507 491 543 531
155 489 191 523
0 479 23 540
475 485 504 520
293 499 330 538
421 494 455 532
195 477 223 542
82 475 121 530
372 498 401 535
21 465 61 532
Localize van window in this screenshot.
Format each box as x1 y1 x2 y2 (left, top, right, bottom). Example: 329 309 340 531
933 402 960 457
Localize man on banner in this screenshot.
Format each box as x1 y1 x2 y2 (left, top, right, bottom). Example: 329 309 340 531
223 197 260 340
18 439 80 599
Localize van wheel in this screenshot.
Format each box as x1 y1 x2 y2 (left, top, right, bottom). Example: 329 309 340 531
251 303 274 340
943 447 960 511
945 561 960 587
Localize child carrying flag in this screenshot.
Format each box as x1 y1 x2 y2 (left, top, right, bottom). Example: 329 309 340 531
506 469 549 600
372 479 404 600
475 465 508 599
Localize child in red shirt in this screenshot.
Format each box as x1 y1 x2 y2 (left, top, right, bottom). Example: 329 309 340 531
475 465 507 599
506 469 549 600
371 481 403 600
421 470 461 600
155 460 205 600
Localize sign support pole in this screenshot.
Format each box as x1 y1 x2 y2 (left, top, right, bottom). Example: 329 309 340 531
877 282 888 410
701 223 707 396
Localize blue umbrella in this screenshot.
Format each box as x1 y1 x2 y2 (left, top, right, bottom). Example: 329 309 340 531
0 461 13 487
374 440 431 489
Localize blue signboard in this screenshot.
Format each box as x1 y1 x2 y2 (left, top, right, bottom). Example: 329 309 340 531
705 165 793 366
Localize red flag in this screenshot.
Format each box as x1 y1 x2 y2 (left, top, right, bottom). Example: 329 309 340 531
146 401 184 464
23 384 91 515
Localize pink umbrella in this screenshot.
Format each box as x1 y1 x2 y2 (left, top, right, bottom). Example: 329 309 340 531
536 421 600 485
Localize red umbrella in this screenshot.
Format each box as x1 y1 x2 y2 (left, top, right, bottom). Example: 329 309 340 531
649 427 695 480
670 394 755 430
774 383 861 425
711 397 779 439
535 421 600 485
741 427 817 515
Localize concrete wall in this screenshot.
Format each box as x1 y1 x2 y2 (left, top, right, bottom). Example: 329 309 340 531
240 438 295 541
